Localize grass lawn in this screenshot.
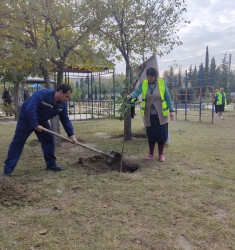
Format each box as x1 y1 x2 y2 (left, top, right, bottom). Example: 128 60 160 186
0 110 234 249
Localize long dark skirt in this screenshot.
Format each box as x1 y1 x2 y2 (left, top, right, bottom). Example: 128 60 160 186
217 104 225 112
146 114 168 143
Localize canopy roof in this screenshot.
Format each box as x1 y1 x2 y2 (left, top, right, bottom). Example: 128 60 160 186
25 77 56 84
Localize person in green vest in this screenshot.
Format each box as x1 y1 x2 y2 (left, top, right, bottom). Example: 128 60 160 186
216 87 227 120
214 89 219 114
126 67 174 162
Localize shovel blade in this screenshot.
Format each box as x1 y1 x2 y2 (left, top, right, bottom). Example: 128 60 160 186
105 151 122 165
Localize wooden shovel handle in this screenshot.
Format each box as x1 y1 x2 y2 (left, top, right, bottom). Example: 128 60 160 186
43 128 111 157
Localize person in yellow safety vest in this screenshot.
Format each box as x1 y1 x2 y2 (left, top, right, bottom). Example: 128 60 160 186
130 97 137 118
214 89 219 114
125 67 174 162
216 87 227 120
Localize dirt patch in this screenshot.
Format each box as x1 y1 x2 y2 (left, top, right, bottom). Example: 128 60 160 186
95 132 111 139
211 205 228 220
175 235 193 250
0 177 40 206
0 117 16 123
76 154 140 174
189 168 205 174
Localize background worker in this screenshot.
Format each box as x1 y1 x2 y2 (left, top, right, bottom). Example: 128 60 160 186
216 87 227 120
126 67 174 162
22 87 30 101
2 84 78 177
214 89 219 114
2 86 13 116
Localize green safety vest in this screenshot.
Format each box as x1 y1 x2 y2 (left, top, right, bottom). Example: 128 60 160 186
141 78 169 116
216 92 227 105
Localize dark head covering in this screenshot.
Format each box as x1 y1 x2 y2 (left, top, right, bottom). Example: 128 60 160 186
146 67 157 77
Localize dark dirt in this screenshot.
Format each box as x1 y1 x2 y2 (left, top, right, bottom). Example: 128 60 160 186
76 154 140 174
111 133 146 139
0 177 40 206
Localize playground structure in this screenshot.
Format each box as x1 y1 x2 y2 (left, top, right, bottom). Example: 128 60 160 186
0 63 118 120
60 66 117 120
67 99 116 120
173 69 217 124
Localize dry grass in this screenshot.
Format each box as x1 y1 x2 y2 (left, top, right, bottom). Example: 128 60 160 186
0 110 234 249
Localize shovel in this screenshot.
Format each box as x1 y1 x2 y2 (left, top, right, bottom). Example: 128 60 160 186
43 128 121 164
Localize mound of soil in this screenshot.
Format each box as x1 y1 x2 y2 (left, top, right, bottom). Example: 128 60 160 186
0 178 39 206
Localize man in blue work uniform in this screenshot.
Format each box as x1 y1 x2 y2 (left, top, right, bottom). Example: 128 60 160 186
2 84 78 177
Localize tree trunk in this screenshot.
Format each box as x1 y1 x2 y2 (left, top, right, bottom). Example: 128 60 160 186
50 115 61 147
56 64 65 88
40 64 51 89
13 82 20 121
124 62 132 141
40 65 62 147
51 63 65 147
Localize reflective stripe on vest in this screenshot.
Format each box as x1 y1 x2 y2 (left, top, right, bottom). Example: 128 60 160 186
141 78 169 116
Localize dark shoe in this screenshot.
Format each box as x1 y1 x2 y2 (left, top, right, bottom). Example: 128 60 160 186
2 172 11 177
46 165 63 171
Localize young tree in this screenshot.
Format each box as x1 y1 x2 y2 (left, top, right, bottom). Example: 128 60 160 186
88 0 189 140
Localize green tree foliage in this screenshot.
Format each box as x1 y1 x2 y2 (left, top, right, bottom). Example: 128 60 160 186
0 0 111 145
0 0 109 88
220 54 229 92
87 0 189 140
198 63 204 86
178 68 182 87
209 57 216 79
163 47 235 97
163 66 174 92
191 66 198 87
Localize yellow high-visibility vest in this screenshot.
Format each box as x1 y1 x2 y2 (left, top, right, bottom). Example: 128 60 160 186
216 92 227 105
141 78 169 116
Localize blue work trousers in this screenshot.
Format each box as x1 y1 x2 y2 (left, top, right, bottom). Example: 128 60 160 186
4 118 56 175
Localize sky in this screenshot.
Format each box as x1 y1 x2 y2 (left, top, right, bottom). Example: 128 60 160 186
115 0 235 76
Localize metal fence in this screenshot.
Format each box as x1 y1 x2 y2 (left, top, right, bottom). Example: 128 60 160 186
67 100 118 120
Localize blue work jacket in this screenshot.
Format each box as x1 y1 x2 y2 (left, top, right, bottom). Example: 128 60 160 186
20 89 74 137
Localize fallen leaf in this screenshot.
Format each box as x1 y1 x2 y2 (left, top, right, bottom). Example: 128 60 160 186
171 220 177 225
39 229 48 235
